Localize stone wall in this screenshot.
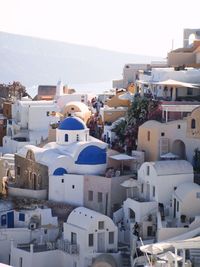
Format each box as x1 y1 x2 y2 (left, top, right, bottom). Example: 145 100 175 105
15 155 49 191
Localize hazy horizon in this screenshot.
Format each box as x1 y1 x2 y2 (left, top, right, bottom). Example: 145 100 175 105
1 0 199 57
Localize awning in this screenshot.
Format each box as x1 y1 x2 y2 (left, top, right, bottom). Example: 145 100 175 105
140 242 172 254
155 79 199 88
120 178 139 188
109 154 136 161
160 152 179 159
118 92 134 101
109 154 136 172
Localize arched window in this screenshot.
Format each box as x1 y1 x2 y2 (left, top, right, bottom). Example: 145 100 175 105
147 131 151 141
53 168 68 176
191 119 196 129
65 134 68 142
26 150 35 161
32 173 37 190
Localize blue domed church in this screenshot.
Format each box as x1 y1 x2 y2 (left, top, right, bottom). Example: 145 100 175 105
17 116 107 176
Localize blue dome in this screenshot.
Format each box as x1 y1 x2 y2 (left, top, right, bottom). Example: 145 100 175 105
58 117 86 130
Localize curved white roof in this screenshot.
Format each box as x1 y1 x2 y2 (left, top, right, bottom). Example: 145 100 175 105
64 101 90 113
149 160 193 176
175 182 200 201
139 120 162 128
67 207 113 230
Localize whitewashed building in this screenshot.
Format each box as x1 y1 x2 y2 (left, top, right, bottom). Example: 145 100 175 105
3 100 59 154
10 207 121 267
137 67 200 100
114 160 196 243
0 206 58 265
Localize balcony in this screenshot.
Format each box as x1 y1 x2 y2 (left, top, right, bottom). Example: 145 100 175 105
57 239 79 254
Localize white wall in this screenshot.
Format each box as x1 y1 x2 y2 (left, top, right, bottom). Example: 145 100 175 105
8 187 47 200
64 217 118 255
28 105 58 131
57 94 89 109
0 227 58 265
2 137 35 154
123 198 157 223
138 163 193 205
11 246 64 267
177 191 200 218
49 174 84 206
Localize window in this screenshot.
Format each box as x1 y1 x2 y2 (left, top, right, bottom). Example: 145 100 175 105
161 132 165 137
109 232 114 244
1 214 6 226
33 173 37 190
71 232 77 244
191 119 196 129
196 192 200 198
177 124 181 129
147 131 150 141
88 234 94 247
19 213 25 222
61 179 64 183
19 257 23 267
98 192 103 203
17 166 20 176
46 111 50 116
147 166 150 176
98 221 104 230
153 186 155 197
72 185 75 189
65 134 68 142
88 190 93 201
187 88 193 96
71 107 74 111
177 201 179 212
147 226 153 236
141 183 144 193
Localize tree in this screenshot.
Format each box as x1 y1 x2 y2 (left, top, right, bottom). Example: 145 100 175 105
112 97 161 153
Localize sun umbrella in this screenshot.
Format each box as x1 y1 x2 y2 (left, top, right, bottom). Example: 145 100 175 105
140 243 164 255
120 178 138 188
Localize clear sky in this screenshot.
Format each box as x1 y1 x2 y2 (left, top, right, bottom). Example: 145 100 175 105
0 0 199 57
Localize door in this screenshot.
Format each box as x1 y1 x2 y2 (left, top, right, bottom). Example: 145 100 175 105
146 182 150 201
7 211 14 228
173 198 176 218
97 232 105 252
33 173 37 190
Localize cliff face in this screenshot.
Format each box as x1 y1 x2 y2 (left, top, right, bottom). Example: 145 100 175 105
0 31 159 86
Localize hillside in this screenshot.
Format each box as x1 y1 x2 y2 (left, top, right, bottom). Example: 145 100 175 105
0 31 160 87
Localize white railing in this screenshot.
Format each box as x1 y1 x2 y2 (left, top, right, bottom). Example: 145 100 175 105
57 239 79 254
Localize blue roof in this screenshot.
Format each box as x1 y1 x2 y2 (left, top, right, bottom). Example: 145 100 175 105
58 117 86 130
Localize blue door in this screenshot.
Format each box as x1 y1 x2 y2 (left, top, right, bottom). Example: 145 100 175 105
7 211 14 228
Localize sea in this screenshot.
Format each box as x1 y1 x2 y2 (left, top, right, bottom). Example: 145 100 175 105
26 80 113 98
